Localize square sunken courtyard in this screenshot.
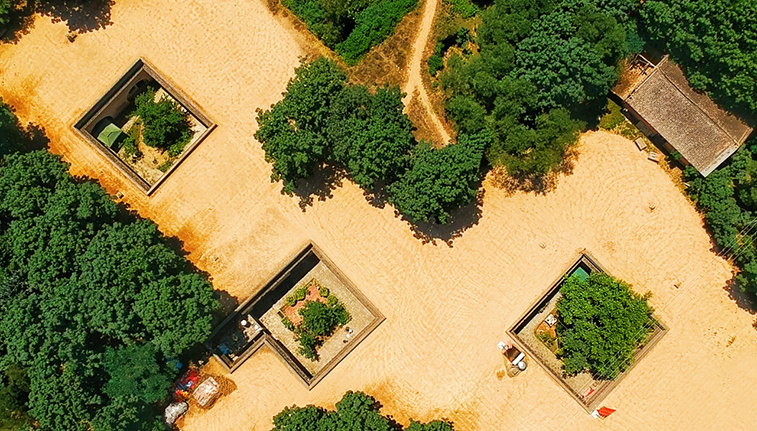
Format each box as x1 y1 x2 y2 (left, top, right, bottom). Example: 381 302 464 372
508 252 667 411
74 58 215 194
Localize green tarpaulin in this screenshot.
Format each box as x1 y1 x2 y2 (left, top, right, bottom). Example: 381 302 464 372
94 119 124 149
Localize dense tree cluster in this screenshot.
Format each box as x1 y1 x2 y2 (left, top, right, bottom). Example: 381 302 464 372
641 0 757 113
134 88 193 157
283 0 417 64
272 391 454 431
255 58 485 224
640 1 757 295
684 145 757 295
439 0 641 177
557 272 653 380
0 103 219 431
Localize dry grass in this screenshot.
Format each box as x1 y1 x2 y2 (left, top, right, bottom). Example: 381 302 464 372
407 91 444 145
347 4 424 88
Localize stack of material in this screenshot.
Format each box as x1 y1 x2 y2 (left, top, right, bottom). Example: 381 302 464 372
164 402 189 425
192 377 221 408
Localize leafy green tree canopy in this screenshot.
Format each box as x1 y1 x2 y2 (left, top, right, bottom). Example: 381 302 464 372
641 0 757 113
557 272 653 379
133 88 193 156
0 136 219 430
272 391 454 431
388 133 486 224
255 58 346 194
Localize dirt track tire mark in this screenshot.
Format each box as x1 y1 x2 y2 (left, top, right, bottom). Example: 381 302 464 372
402 0 451 145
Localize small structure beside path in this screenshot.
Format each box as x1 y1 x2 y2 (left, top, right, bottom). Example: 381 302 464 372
614 55 753 176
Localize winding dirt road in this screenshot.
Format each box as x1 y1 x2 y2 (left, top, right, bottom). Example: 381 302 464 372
402 0 451 145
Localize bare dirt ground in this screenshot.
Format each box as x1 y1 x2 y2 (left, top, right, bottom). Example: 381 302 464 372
2 2 757 431
402 0 452 145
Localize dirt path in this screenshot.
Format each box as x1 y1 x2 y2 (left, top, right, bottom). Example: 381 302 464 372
402 0 451 145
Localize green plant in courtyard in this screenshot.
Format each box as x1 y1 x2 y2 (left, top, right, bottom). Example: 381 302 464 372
556 272 653 380
300 301 341 337
298 331 319 361
133 87 193 157
287 297 351 360
158 160 172 172
319 286 329 297
281 315 295 331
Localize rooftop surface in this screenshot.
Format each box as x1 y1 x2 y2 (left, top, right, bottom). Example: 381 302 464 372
623 57 753 176
1 3 757 431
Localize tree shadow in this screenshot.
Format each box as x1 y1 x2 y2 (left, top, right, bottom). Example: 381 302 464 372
36 0 115 33
490 146 579 196
1 0 114 43
214 290 240 316
722 274 757 317
291 164 346 209
0 4 37 44
404 189 484 246
291 165 484 245
24 123 51 151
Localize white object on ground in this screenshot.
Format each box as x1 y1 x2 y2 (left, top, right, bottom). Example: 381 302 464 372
164 402 188 425
512 352 525 366
192 377 220 408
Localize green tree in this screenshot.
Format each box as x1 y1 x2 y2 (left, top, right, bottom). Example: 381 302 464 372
255 58 346 194
641 0 757 112
299 301 340 338
271 391 453 431
387 134 485 224
328 85 414 188
133 88 192 156
556 272 653 379
441 0 633 177
0 148 219 430
103 344 171 404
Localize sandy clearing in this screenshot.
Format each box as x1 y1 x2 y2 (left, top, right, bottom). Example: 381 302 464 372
1 2 757 431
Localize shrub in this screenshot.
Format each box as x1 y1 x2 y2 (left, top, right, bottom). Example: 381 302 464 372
281 316 295 331
296 286 307 302
318 286 329 297
428 43 444 76
334 304 351 325
157 160 172 172
444 0 478 19
336 0 419 65
120 135 140 159
326 295 338 307
598 100 626 131
133 88 193 156
298 331 318 360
